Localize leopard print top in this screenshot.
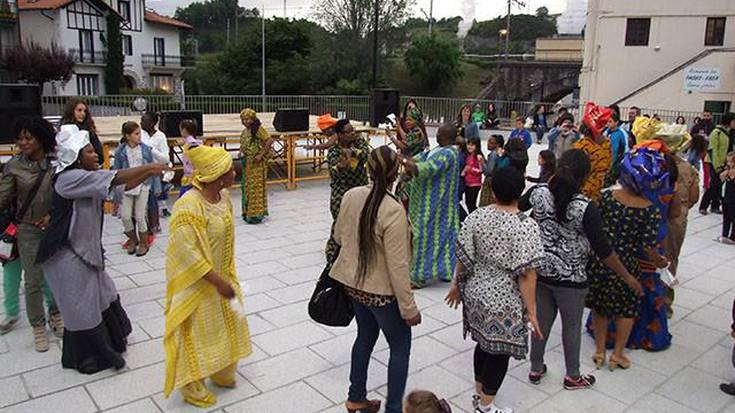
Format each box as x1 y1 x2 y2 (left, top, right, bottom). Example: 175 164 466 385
345 286 395 307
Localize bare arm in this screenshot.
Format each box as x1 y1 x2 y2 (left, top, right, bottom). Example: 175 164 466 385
445 261 466 308
518 269 537 319
602 252 643 295
645 246 669 268
111 164 169 190
518 269 543 339
204 270 235 298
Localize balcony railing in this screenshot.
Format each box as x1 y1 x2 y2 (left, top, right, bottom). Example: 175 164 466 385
141 54 196 68
69 49 107 65
0 0 18 23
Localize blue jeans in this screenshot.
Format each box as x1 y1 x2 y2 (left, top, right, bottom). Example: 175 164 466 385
349 299 411 413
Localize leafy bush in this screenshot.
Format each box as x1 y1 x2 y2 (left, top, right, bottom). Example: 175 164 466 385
0 42 75 86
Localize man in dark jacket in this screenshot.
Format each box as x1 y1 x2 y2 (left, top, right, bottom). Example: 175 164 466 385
691 110 715 140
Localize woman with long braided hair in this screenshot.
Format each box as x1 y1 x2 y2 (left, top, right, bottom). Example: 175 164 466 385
330 146 422 413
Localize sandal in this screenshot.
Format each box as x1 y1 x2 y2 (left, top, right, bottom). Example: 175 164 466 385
592 352 605 369
608 354 631 371
345 399 381 413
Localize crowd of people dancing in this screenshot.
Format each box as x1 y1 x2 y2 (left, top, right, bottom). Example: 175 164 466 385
1 96 734 413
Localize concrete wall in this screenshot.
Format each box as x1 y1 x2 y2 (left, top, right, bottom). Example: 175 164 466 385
617 51 735 112
580 0 735 111
535 37 584 61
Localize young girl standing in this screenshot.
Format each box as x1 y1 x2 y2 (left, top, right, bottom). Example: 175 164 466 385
719 152 735 244
462 136 485 215
479 135 504 207
113 122 168 256
179 120 203 197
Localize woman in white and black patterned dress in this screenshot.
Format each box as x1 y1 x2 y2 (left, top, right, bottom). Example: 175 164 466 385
519 149 642 390
446 167 544 413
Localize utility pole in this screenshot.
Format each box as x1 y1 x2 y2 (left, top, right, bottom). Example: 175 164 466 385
261 2 266 112
505 0 526 60
283 0 286 17
428 0 433 35
371 0 379 88
504 0 510 59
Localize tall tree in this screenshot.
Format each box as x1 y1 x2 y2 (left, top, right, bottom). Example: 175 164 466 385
104 14 124 94
404 34 462 91
174 0 259 53
314 0 413 81
187 18 316 95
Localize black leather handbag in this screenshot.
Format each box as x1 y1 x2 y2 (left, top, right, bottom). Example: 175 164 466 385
308 247 354 327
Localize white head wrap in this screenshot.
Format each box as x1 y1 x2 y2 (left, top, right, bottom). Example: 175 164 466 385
55 124 91 173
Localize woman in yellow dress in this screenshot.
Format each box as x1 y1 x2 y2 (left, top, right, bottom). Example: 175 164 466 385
164 144 252 408
239 108 273 224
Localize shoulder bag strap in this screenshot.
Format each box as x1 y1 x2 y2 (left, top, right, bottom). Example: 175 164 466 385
16 169 47 222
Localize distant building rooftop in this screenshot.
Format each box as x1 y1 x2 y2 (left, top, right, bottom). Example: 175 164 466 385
144 10 192 30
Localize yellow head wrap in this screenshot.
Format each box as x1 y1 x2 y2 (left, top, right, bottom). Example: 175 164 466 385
240 108 257 121
632 116 661 144
185 145 233 189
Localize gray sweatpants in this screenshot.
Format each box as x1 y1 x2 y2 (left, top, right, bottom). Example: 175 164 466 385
530 282 587 378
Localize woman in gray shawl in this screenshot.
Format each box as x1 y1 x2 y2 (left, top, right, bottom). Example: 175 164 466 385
37 125 169 374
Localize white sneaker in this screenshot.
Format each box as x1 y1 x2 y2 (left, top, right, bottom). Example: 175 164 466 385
717 236 735 245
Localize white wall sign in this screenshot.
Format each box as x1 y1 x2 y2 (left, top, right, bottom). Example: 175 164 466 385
683 67 721 91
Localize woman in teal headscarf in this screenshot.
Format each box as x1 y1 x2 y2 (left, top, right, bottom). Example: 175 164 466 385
392 107 427 158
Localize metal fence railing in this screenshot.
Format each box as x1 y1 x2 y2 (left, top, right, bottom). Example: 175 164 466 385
41 94 374 121
41 94 722 130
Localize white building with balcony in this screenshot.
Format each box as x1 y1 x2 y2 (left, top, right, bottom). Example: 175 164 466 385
17 0 192 95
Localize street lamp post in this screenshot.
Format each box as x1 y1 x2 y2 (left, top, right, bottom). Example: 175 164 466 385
428 0 433 35
261 2 266 112
505 0 511 59
371 0 379 88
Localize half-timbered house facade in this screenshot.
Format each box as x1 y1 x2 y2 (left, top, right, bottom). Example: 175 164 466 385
17 0 192 95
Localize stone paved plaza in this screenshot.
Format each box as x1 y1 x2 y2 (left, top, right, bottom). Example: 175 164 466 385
2 142 735 413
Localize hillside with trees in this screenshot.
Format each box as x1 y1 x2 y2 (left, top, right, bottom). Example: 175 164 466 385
173 0 551 97
464 7 557 54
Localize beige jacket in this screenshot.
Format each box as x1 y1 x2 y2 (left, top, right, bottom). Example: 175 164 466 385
330 186 418 319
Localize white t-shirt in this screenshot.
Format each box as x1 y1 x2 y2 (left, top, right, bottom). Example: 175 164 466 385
125 144 146 195
141 129 170 164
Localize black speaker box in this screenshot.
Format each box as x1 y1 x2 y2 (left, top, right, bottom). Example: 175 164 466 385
160 110 203 138
370 89 400 127
0 84 42 144
273 108 309 132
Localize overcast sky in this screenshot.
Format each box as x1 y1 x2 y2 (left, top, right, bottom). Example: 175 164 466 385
147 0 567 21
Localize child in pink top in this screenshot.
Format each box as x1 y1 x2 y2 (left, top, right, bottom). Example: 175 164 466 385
178 119 203 197
461 136 485 215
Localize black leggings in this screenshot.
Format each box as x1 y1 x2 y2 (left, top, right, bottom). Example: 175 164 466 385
473 345 510 396
465 186 481 215
701 163 722 211
723 203 735 239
